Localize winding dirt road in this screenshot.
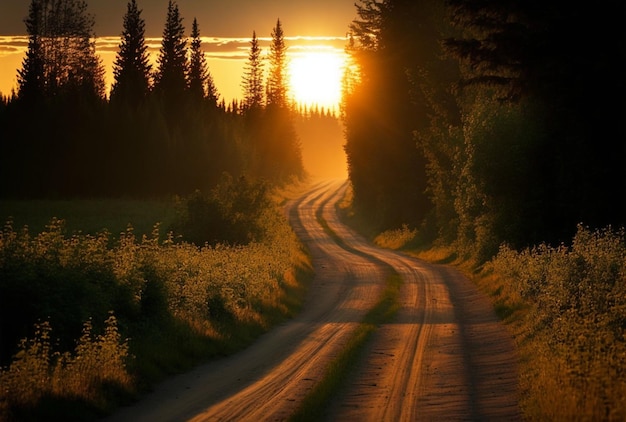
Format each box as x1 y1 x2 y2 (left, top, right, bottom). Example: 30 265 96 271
105 179 521 421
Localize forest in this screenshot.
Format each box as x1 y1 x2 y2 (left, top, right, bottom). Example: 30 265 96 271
0 0 305 199
343 0 625 259
342 1 625 418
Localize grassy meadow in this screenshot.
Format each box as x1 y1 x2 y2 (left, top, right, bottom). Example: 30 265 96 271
0 199 178 240
0 187 313 421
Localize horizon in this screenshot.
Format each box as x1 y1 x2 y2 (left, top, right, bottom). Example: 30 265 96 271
0 34 350 110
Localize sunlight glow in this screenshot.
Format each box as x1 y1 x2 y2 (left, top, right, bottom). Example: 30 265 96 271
288 50 346 111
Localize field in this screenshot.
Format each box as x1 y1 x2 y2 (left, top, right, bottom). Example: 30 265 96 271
0 192 312 421
0 198 178 239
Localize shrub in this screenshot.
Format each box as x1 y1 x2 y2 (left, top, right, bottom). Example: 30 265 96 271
170 173 271 246
0 314 130 420
490 224 626 420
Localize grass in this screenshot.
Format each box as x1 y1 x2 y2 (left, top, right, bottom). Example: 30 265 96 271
289 272 402 421
289 189 402 420
0 198 177 240
0 193 313 421
407 227 626 422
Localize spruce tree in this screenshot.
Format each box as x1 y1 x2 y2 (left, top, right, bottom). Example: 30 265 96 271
111 0 152 106
266 19 288 108
188 17 218 105
17 0 105 100
17 0 45 101
154 0 188 105
241 31 265 111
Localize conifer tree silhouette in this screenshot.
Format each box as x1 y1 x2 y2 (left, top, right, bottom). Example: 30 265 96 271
17 0 104 100
266 19 288 108
188 18 218 105
154 0 188 106
241 31 265 111
111 0 152 106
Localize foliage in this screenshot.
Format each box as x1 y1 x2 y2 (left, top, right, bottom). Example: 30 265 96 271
266 19 288 108
373 224 417 250
488 225 626 420
0 315 130 421
0 192 309 419
170 174 272 246
188 18 218 105
153 0 188 107
344 0 452 230
18 0 105 101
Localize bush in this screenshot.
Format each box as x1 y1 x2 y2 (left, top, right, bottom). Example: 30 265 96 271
0 194 308 419
490 224 626 420
170 173 271 246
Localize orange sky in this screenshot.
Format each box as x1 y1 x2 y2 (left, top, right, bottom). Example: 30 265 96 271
0 35 350 109
0 1 356 37
0 1 356 107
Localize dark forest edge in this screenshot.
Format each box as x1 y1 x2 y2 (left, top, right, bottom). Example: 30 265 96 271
0 0 306 199
341 0 625 419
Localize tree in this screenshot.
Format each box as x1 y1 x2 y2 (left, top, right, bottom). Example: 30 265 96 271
241 31 264 111
16 0 105 100
266 19 288 108
343 0 437 230
17 0 45 100
188 17 218 105
111 0 152 106
154 0 188 105
445 0 626 246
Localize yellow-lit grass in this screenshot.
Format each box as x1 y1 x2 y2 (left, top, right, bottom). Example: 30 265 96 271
289 273 402 422
373 224 416 250
0 197 312 419
0 315 131 417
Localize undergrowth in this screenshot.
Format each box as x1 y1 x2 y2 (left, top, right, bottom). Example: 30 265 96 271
0 187 311 421
365 207 626 421
487 224 626 421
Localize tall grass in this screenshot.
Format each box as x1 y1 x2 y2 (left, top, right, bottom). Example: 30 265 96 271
373 224 417 250
0 199 177 240
487 224 626 421
0 196 310 420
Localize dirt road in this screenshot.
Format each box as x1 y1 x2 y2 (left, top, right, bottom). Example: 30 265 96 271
106 179 521 421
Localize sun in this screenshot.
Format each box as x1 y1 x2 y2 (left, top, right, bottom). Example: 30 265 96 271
288 50 346 111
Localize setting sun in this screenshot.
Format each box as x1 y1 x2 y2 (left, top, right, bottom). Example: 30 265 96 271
288 50 346 111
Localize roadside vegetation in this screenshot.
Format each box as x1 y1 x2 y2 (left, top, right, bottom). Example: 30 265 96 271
368 220 626 421
341 1 625 421
0 177 312 421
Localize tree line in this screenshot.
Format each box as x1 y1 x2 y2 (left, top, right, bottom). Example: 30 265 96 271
0 0 304 198
343 0 625 258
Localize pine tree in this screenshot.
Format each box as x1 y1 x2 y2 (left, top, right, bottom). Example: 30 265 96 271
16 0 105 100
188 17 218 105
241 31 264 111
17 0 45 100
111 0 152 106
266 19 288 108
154 0 188 104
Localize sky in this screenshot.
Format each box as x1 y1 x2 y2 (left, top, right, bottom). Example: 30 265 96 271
0 0 358 105
0 0 357 37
